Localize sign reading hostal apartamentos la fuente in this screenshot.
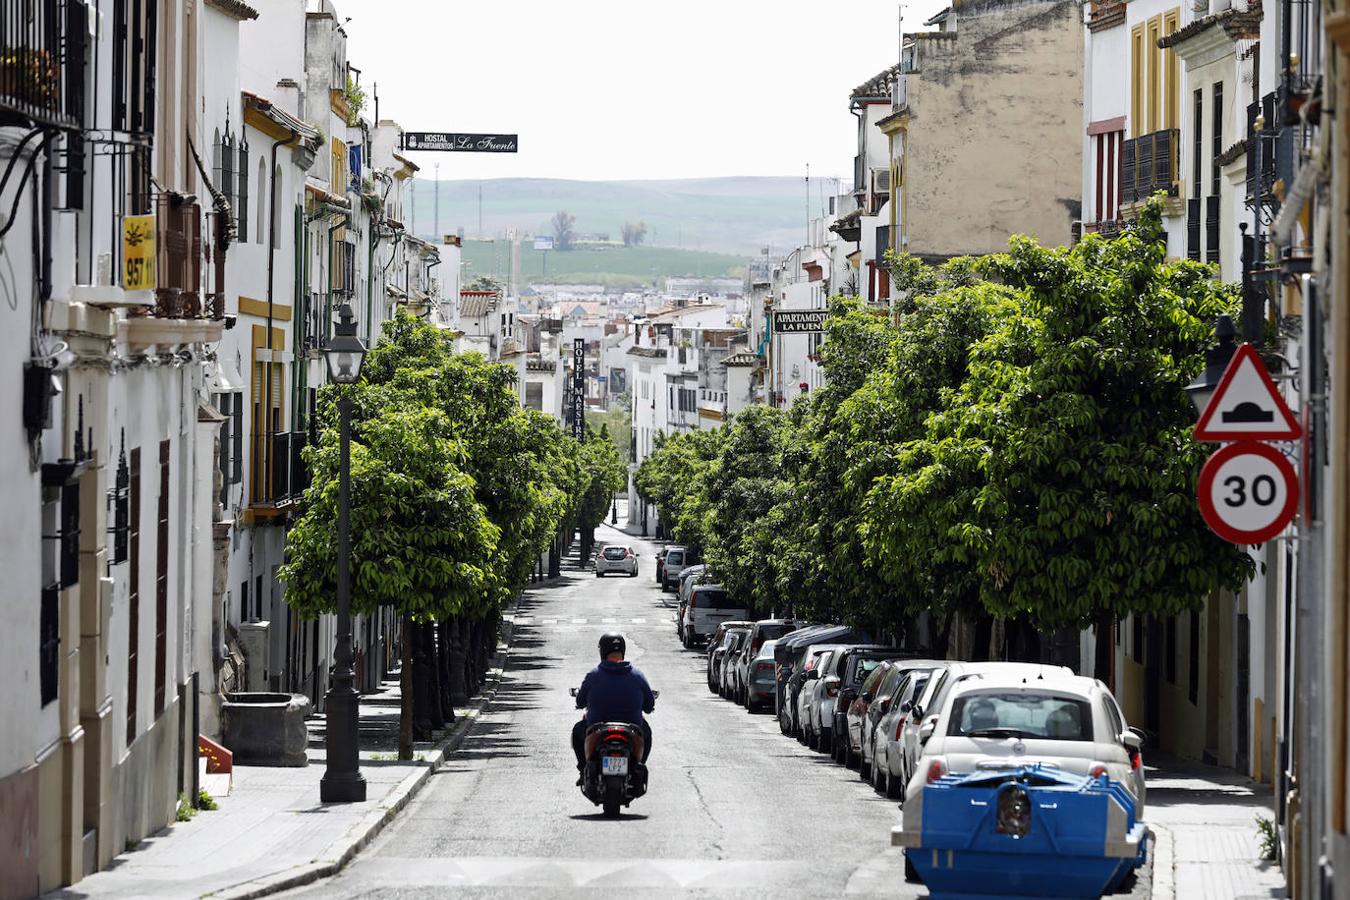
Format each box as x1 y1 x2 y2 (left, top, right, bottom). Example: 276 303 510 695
402 133 519 153
772 309 829 333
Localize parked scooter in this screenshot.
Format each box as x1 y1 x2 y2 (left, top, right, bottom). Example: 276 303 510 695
570 687 659 817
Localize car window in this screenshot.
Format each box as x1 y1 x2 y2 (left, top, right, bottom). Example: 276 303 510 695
859 665 889 698
918 670 949 713
694 588 737 609
1101 694 1124 739
852 657 886 685
602 547 627 560
758 623 796 642
817 650 834 673
947 692 1095 741
666 550 684 566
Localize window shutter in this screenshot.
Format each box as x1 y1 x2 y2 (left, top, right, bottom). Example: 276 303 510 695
154 440 169 717
1121 138 1137 204
237 141 249 243
1187 198 1202 260
1205 195 1220 265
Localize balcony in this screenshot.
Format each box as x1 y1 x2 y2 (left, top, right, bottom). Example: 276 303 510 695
1121 129 1180 205
250 431 310 514
0 0 87 131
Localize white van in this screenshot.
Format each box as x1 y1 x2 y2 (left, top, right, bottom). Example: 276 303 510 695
682 584 750 648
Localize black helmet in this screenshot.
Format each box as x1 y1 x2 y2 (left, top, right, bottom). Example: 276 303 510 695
598 632 626 659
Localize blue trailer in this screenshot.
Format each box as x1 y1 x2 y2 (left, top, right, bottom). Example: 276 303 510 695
891 765 1148 900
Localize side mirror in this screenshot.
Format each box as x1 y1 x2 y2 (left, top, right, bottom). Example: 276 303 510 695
879 697 892 714
807 669 820 680
900 701 913 714
861 691 875 704
1122 731 1143 752
652 690 661 700
841 687 859 701
919 717 937 744
569 687 578 698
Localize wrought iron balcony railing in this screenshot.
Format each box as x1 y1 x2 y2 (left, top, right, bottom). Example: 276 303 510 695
0 0 87 130
1121 129 1180 205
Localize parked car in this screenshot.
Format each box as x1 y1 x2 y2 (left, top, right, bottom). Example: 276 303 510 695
732 620 800 706
594 544 639 577
675 565 711 641
794 647 847 746
745 640 780 712
831 649 911 767
868 666 939 798
904 673 1146 815
661 546 699 592
654 547 669 583
892 661 1076 799
719 631 749 698
707 624 751 694
800 647 851 752
857 660 945 781
773 625 875 731
682 585 749 649
824 647 911 761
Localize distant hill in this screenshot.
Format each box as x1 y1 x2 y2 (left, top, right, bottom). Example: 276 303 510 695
407 176 811 257
459 239 746 292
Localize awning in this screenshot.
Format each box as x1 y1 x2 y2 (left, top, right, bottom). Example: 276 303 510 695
208 353 244 393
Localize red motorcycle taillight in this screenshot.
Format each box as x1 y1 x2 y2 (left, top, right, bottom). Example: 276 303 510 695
603 730 631 744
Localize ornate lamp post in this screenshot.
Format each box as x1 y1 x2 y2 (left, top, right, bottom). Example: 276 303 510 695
320 303 368 803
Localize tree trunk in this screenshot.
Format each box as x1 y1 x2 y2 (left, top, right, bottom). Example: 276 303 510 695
399 615 414 760
1094 609 1114 687
448 617 469 706
424 622 445 732
437 619 455 724
412 621 433 741
548 537 561 578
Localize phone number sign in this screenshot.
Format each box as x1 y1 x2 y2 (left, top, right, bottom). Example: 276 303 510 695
1197 441 1298 544
122 215 155 291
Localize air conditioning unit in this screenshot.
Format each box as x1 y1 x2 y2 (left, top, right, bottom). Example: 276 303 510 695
238 620 271 693
873 168 892 193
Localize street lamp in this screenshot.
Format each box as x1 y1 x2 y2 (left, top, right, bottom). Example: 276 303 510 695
320 303 367 803
1185 313 1238 417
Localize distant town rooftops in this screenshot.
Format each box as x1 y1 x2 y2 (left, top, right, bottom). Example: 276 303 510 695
459 291 498 319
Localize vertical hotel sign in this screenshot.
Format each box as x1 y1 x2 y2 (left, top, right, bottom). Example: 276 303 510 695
572 338 586 441
122 215 156 290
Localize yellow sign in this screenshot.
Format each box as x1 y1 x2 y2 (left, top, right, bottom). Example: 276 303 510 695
122 215 155 291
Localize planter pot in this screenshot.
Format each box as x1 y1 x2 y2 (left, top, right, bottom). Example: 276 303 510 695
221 692 312 767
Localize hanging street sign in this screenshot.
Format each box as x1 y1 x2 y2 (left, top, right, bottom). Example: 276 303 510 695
122 215 156 291
401 132 518 153
772 309 829 334
1193 343 1302 441
1197 441 1299 544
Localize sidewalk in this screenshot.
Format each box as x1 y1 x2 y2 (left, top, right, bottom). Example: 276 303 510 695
49 613 532 900
1145 751 1287 900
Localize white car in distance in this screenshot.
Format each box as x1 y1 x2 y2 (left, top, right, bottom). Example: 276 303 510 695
904 673 1146 816
594 544 639 577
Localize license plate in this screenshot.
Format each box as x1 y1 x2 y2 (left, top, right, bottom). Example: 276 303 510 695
602 755 629 776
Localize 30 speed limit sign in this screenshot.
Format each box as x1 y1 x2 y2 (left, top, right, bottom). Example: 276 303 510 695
1197 441 1299 544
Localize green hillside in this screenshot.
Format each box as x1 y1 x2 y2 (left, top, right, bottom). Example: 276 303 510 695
408 176 813 257
459 240 747 291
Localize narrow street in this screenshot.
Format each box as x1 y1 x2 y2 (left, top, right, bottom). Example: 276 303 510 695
281 524 911 898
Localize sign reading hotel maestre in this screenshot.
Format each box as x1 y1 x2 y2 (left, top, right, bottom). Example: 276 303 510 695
772 309 829 333
402 132 519 153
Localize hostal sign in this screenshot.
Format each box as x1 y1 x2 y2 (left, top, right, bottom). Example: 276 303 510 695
402 132 519 153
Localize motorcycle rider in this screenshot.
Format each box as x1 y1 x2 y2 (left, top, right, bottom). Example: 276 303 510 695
572 633 655 783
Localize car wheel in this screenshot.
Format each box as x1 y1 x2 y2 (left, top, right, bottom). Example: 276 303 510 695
817 728 830 754
885 763 904 800
843 738 856 769
746 696 757 713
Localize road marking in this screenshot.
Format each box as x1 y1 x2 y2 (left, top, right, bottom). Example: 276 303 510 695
571 618 587 624
542 619 558 625
630 618 646 624
601 617 616 624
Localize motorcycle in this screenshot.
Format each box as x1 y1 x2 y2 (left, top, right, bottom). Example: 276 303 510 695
570 687 658 818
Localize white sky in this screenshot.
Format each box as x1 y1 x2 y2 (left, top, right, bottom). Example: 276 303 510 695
338 0 948 182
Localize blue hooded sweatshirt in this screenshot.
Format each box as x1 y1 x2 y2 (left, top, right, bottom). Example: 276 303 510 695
576 659 655 727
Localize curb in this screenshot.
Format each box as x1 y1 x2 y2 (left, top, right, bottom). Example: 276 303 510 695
1148 823 1174 900
206 602 533 900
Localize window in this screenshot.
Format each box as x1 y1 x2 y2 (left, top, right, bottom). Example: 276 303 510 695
947 692 1094 741
127 447 141 746
1130 10 1181 137
1092 130 1123 223
40 585 59 706
216 393 243 505
250 327 286 504
524 382 543 411
1188 90 1203 261
236 138 249 243
1211 82 1224 196
154 441 169 717
256 157 266 243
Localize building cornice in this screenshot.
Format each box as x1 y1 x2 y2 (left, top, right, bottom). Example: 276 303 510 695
205 0 259 21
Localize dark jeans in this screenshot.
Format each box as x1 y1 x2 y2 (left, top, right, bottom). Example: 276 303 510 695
572 719 652 769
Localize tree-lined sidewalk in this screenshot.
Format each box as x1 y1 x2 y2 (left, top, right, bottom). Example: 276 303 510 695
636 200 1254 659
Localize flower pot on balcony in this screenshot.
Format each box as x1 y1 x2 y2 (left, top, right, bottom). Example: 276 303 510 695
220 692 312 767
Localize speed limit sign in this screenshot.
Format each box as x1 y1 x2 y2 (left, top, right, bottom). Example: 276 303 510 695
1197 441 1299 544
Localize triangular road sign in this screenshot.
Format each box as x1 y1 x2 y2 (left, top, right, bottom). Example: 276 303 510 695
1194 343 1302 441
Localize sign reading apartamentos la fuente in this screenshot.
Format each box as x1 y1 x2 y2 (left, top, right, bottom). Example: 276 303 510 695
772 310 829 333
402 132 519 153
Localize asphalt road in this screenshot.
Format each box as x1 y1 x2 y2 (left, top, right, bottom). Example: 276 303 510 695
281 523 916 899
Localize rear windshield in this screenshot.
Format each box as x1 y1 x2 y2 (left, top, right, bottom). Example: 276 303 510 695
694 589 737 609
851 657 887 684
666 551 685 566
947 692 1094 741
757 624 796 642
603 547 627 560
